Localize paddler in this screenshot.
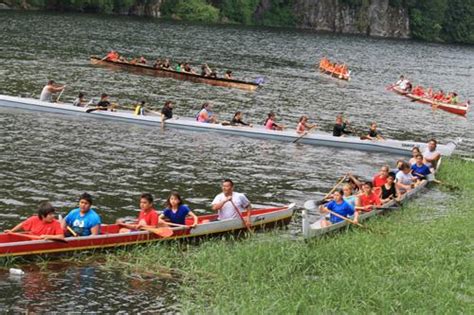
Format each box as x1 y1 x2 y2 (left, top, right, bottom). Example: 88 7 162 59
356 182 381 212
134 100 146 115
395 75 410 91
422 139 441 170
102 50 119 62
117 193 159 233
92 93 116 111
196 102 218 123
4 201 65 241
160 192 198 227
296 115 317 134
450 92 459 104
61 193 101 237
230 111 252 127
161 101 174 121
319 189 358 227
395 162 418 194
332 114 351 137
73 92 86 107
39 80 65 102
264 112 284 130
211 179 251 221
411 154 431 180
362 122 384 140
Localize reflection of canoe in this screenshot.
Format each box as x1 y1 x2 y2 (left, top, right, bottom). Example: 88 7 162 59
0 204 295 257
317 65 350 81
302 160 441 239
0 95 460 156
391 86 469 116
90 56 259 91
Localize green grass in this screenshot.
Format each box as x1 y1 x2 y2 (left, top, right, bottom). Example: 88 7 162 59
100 157 473 313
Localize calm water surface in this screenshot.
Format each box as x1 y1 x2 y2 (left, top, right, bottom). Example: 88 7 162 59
0 11 473 312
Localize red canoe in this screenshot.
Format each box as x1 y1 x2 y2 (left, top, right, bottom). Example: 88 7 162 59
391 86 469 116
0 204 295 258
317 64 350 81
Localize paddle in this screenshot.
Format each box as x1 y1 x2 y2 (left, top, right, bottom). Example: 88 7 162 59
163 222 193 229
303 200 365 228
56 85 66 102
323 175 347 200
66 226 78 237
140 226 174 238
230 200 253 233
7 232 68 243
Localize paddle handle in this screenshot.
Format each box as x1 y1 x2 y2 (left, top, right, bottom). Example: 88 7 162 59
325 209 364 228
7 232 42 240
230 200 252 232
323 175 347 199
67 226 78 237
56 85 66 102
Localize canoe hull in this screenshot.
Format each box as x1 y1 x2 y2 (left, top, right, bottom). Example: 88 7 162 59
0 205 295 258
90 56 259 91
0 95 458 156
318 65 350 81
391 86 469 116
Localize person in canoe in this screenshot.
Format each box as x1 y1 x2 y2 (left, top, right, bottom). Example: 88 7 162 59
332 115 351 137
230 111 252 127
319 189 358 227
395 75 410 91
161 59 171 69
423 139 441 170
372 165 390 188
72 92 86 107
433 90 445 101
102 50 119 62
408 147 422 166
212 179 251 221
395 162 418 194
450 92 459 104
342 184 357 210
93 93 116 111
61 193 101 237
5 201 65 241
117 193 159 233
159 192 198 227
380 172 399 204
134 100 146 116
138 56 147 64
201 64 212 77
161 101 174 121
264 112 284 130
296 115 317 135
196 102 218 123
411 154 431 180
224 70 233 80
182 63 196 74
412 85 425 97
361 122 384 140
356 182 382 212
39 80 65 102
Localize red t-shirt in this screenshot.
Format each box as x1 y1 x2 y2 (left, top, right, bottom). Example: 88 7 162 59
359 192 381 212
137 209 159 226
21 216 64 236
372 175 387 187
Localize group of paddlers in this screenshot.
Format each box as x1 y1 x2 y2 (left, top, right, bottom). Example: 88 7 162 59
4 179 251 239
318 139 441 227
393 75 461 105
319 57 350 77
102 50 234 79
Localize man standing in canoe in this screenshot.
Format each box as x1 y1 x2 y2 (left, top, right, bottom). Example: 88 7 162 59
212 179 251 221
39 80 65 102
423 139 441 170
61 193 101 236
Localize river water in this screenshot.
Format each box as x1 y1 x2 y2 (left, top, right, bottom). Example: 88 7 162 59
0 10 473 312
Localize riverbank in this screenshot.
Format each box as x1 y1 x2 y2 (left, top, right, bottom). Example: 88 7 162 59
100 157 472 313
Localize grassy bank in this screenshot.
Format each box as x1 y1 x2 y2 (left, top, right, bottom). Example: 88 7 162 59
103 157 473 313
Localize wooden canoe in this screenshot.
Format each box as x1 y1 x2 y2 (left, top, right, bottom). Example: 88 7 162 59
0 95 460 157
391 86 469 116
317 65 351 81
0 204 295 258
90 56 260 91
302 160 441 239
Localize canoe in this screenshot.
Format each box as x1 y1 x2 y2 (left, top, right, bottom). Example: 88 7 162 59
317 65 351 81
90 56 260 92
391 86 469 116
301 160 441 239
0 95 460 156
0 204 295 258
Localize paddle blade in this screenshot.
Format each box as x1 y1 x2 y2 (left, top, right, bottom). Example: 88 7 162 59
143 227 174 238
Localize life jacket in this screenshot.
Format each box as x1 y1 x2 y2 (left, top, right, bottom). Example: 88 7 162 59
134 104 144 115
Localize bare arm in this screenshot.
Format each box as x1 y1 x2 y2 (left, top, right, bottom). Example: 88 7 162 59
4 222 24 233
90 225 100 235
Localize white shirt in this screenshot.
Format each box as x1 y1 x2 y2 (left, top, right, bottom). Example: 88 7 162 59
39 86 52 102
212 192 250 220
397 79 409 90
423 148 440 168
396 172 415 192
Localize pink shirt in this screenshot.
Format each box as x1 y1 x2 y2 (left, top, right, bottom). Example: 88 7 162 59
296 122 305 133
197 109 209 123
265 118 275 130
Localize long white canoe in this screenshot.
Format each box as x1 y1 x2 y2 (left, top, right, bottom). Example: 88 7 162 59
0 95 459 156
301 160 441 239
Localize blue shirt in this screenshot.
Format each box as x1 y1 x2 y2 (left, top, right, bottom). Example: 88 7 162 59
162 205 190 225
326 200 354 224
411 163 431 179
65 208 101 236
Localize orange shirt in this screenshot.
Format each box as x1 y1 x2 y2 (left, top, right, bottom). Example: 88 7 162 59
21 216 64 236
137 208 159 226
359 192 381 212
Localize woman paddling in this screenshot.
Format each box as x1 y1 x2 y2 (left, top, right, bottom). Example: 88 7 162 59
117 193 159 233
296 115 317 135
196 102 218 123
264 112 284 131
356 182 382 212
380 172 399 204
319 190 358 227
5 201 65 241
361 122 384 140
160 192 198 227
230 111 252 127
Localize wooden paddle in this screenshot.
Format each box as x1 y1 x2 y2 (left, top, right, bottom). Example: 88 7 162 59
7 232 68 243
66 226 78 237
163 222 192 229
230 200 253 233
56 85 66 102
323 175 347 200
323 208 365 228
140 226 174 238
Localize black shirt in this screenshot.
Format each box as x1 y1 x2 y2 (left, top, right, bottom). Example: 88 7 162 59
381 184 397 200
333 123 351 137
231 118 249 126
161 106 173 120
369 129 379 138
97 100 110 110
